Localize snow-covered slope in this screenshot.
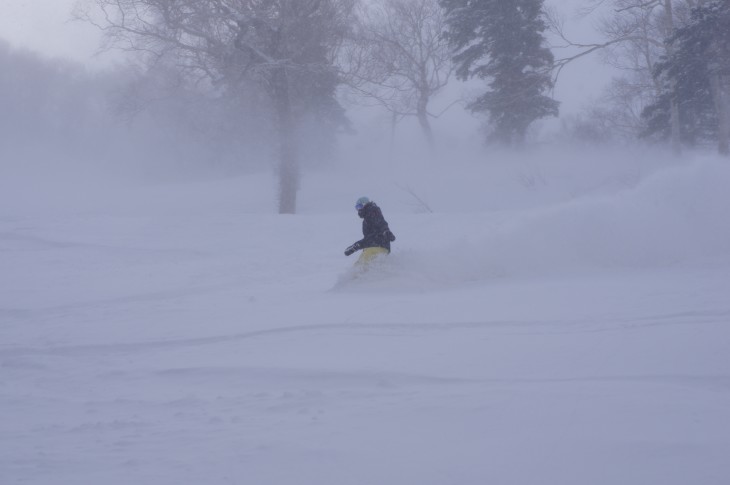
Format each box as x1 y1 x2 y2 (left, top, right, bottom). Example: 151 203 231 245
1 150 729 485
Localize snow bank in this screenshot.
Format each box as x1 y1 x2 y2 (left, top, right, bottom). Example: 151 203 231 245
493 157 730 272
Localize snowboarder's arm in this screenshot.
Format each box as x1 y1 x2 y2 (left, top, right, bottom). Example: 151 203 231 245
344 241 362 256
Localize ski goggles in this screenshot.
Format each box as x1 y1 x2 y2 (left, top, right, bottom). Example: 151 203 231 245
355 202 366 210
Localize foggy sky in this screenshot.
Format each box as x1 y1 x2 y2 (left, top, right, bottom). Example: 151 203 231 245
0 0 105 65
0 0 616 116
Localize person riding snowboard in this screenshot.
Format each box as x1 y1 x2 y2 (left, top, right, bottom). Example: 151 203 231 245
344 196 396 266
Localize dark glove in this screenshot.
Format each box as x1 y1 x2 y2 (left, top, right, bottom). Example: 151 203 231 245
385 230 396 242
344 244 358 256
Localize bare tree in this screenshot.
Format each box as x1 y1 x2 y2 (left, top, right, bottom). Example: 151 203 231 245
77 0 354 214
584 77 655 141
343 0 453 151
709 72 730 155
548 0 696 153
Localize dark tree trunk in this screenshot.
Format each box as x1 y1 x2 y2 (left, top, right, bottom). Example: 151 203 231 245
710 74 730 156
416 93 435 151
664 0 682 155
388 111 398 164
271 67 299 214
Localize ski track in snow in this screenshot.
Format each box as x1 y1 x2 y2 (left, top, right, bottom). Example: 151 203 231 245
2 307 729 358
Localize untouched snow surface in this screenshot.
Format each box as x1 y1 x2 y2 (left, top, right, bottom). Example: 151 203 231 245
2 150 730 485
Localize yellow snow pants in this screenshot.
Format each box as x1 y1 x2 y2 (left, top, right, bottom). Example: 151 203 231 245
356 247 389 267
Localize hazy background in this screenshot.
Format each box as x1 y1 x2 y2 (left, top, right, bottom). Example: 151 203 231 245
0 0 613 109
0 0 618 179
0 0 720 212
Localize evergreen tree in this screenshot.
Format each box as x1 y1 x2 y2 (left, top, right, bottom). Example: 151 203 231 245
641 50 718 146
642 1 730 155
440 0 559 145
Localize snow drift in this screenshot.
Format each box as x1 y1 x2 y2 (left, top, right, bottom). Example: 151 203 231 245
344 156 730 289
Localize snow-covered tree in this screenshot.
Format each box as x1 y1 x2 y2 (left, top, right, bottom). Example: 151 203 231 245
79 0 355 213
642 0 730 155
440 0 558 145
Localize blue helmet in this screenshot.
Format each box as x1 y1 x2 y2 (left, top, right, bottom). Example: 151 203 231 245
355 196 370 210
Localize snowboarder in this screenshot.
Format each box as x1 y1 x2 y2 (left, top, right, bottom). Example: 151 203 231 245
344 196 396 266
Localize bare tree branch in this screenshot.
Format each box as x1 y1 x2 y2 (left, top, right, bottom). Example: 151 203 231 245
341 0 453 149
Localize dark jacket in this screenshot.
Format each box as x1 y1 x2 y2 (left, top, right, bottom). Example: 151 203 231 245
354 202 395 252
